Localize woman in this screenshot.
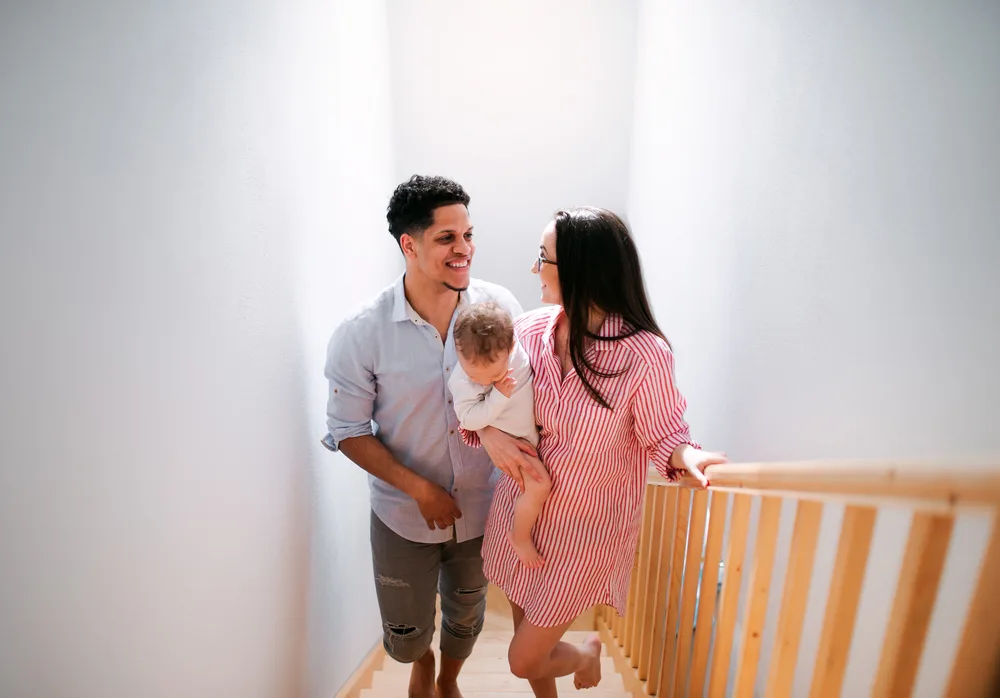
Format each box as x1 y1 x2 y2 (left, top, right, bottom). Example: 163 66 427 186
465 207 726 696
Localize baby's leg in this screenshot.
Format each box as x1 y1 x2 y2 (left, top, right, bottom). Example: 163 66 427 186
508 454 552 568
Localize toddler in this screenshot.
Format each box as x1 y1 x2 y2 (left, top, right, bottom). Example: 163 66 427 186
448 302 551 568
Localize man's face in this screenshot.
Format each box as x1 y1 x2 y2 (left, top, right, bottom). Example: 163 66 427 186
400 204 474 291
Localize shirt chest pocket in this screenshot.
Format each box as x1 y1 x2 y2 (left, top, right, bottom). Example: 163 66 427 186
574 400 633 457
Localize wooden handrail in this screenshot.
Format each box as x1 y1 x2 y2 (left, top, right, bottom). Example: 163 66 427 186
672 460 999 502
598 460 1000 698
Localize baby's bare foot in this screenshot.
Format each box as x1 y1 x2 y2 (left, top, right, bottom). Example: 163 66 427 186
573 634 603 690
507 529 545 568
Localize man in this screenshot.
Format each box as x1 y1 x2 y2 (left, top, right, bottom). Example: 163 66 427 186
323 175 522 698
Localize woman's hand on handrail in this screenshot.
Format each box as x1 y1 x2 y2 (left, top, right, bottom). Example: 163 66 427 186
671 444 728 488
478 426 545 493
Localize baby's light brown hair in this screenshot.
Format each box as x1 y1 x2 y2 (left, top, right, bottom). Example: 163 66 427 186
454 302 514 364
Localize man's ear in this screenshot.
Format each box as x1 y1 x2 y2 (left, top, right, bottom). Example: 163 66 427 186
400 232 419 260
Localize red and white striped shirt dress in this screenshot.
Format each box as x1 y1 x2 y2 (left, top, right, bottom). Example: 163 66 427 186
466 306 698 628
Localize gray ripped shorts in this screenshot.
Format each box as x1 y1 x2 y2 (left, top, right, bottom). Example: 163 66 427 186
370 511 488 663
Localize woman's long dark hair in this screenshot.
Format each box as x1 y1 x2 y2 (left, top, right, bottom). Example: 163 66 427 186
554 207 668 409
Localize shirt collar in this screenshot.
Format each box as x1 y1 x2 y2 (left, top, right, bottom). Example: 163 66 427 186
391 274 417 323
392 273 470 324
541 306 562 348
594 313 625 351
542 306 624 352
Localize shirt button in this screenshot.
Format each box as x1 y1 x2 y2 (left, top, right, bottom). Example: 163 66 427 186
448 398 453 404
446 367 450 372
450 429 455 435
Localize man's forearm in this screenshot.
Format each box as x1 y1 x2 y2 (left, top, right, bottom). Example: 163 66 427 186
338 435 430 500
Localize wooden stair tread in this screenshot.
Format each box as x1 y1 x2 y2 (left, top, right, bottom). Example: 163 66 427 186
380 656 617 675
360 686 632 698
410 643 609 661
359 624 623 696
370 671 625 692
475 630 598 642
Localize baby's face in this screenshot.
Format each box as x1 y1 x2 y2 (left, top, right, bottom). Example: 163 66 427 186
458 351 511 387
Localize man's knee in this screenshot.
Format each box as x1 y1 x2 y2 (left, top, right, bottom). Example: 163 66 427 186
440 583 487 637
382 622 433 664
442 582 487 615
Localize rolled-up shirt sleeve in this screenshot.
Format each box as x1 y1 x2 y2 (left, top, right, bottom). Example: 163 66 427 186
322 321 375 452
633 341 699 480
459 427 482 449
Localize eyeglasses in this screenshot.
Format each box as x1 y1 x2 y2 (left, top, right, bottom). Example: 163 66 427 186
537 252 557 269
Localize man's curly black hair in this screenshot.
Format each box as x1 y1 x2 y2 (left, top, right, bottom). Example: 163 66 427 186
386 175 471 244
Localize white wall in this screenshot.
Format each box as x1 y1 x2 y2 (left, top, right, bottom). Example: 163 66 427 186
0 1 392 697
387 0 638 310
629 0 1000 695
297 2 400 698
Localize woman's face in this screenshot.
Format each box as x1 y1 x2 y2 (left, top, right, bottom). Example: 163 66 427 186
532 220 561 305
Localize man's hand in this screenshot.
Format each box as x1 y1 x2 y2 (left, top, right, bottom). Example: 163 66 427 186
414 480 463 530
479 426 545 493
494 369 517 398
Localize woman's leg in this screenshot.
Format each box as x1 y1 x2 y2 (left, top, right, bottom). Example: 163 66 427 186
509 597 526 631
505 599 603 696
507 599 558 698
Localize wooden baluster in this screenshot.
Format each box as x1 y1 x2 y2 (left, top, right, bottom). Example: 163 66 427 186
629 485 658 665
623 495 648 655
672 489 710 697
688 491 729 698
612 593 623 641
707 493 753 698
647 487 680 695
622 563 638 649
655 489 692 695
871 512 954 697
764 499 824 698
638 486 667 680
732 496 783 698
622 505 644 650
809 505 877 698
945 512 1000 698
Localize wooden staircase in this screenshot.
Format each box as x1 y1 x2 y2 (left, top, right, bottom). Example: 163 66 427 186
353 588 633 697
363 630 627 697
342 461 1000 698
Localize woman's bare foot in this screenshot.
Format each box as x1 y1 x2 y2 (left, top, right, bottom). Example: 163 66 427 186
408 650 435 698
507 529 545 568
573 634 603 690
436 678 464 698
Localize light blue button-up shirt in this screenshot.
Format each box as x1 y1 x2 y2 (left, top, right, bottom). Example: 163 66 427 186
323 275 523 544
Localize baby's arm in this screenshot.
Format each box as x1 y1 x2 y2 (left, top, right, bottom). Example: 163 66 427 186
449 364 513 432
